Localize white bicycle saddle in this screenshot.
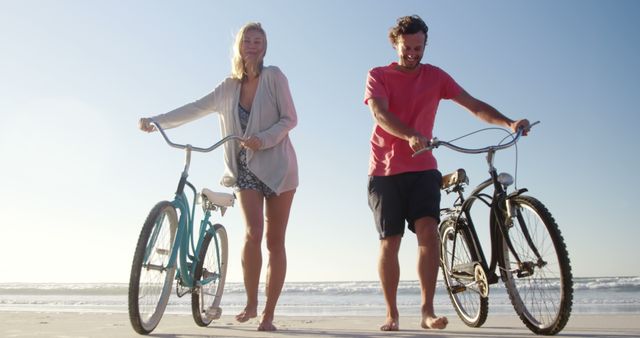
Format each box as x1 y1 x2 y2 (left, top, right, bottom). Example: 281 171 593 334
201 188 235 208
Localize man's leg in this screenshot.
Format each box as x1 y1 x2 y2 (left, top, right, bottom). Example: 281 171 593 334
415 216 448 330
379 235 402 331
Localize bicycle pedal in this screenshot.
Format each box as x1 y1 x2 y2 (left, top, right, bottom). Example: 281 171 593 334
205 306 222 320
450 284 466 294
517 270 533 278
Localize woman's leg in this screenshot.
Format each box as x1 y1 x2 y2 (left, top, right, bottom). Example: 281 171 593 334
258 189 295 331
235 189 265 322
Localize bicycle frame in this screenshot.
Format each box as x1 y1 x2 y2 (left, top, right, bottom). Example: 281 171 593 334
146 120 241 290
169 180 209 288
447 152 529 285
431 123 541 285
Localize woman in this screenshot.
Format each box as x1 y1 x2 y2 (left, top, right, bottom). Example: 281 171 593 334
139 22 298 331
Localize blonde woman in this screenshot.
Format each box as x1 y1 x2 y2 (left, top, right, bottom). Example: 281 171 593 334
139 22 298 331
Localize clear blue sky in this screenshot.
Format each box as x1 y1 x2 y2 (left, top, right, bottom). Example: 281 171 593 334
1 0 638 283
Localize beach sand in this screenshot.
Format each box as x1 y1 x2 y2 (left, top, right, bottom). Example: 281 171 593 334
0 312 638 337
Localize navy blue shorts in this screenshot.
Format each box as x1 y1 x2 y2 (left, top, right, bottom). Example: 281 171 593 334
367 170 442 239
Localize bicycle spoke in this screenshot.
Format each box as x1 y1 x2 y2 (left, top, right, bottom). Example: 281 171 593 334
440 219 488 327
501 196 572 335
191 224 228 326
129 202 177 334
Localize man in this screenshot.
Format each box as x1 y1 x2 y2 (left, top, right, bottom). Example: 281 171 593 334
363 15 529 331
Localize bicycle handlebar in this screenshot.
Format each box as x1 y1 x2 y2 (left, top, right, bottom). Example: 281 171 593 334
150 119 242 153
413 121 540 157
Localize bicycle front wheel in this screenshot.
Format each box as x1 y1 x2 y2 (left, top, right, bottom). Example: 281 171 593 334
128 201 178 335
440 217 488 327
191 223 228 326
500 195 573 335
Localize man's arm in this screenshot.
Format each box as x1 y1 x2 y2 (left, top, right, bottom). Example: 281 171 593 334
452 89 529 133
368 97 429 152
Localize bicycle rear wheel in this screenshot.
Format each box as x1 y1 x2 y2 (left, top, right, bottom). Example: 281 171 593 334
191 223 228 326
440 217 488 327
500 195 573 335
128 201 178 334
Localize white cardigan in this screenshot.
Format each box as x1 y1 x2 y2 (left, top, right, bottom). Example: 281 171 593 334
153 66 299 195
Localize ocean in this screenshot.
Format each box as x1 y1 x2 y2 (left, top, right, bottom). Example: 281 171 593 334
1 276 638 316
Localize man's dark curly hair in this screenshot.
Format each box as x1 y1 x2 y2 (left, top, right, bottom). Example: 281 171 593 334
388 15 429 45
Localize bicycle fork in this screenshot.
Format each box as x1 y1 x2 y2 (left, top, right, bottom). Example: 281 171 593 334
498 193 546 278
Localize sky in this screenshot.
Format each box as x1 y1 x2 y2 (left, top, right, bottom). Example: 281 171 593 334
1 0 639 284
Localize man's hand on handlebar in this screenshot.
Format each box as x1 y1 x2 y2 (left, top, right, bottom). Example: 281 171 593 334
510 119 531 136
408 134 430 153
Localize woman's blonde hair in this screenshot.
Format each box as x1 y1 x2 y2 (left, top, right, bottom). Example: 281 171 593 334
231 22 267 80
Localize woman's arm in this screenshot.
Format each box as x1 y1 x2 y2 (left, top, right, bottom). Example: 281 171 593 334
149 78 232 130
254 68 297 149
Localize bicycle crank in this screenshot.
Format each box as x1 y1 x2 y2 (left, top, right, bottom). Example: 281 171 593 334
474 264 490 298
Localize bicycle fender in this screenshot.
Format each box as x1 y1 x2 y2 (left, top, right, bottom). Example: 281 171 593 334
205 222 223 236
507 188 528 199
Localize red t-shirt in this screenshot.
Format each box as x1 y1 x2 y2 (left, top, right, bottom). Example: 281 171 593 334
364 63 463 176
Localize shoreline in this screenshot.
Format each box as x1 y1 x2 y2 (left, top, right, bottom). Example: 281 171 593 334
1 312 638 337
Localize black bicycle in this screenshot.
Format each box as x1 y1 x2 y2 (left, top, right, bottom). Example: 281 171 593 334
414 122 573 335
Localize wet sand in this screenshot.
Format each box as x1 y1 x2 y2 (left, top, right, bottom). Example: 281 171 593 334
1 312 639 337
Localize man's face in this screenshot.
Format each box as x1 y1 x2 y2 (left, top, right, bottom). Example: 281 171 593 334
395 32 426 70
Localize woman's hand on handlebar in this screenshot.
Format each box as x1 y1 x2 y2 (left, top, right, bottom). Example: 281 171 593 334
139 117 156 133
241 135 263 151
510 119 531 136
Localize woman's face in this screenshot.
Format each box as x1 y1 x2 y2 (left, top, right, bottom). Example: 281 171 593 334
240 29 266 65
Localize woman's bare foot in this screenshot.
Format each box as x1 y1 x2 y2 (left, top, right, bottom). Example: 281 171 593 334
379 318 399 331
257 320 277 331
258 314 277 331
235 308 257 323
420 315 448 330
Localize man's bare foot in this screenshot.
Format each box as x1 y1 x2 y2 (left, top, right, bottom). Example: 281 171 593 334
379 318 399 331
420 315 448 330
235 308 257 323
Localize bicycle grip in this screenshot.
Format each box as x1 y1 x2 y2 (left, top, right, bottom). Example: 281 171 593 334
412 138 438 157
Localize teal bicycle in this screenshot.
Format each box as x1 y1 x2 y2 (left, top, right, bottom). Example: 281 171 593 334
128 120 241 335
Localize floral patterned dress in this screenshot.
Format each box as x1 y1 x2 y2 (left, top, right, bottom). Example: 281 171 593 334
235 104 275 197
